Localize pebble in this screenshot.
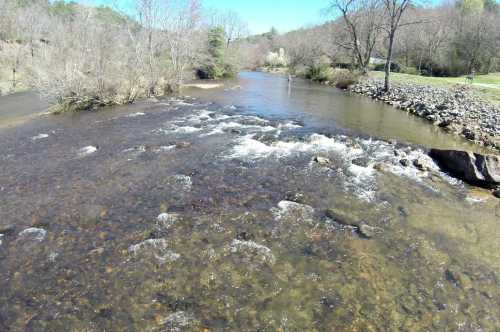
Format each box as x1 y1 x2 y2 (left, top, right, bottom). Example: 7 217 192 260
350 81 500 150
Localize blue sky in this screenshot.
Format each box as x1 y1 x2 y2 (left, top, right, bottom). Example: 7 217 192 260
82 0 329 34
203 0 329 34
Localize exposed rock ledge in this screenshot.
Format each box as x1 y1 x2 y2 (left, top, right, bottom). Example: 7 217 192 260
429 149 500 189
350 80 500 151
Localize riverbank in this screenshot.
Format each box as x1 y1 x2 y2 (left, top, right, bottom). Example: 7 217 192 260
350 79 500 151
371 71 500 105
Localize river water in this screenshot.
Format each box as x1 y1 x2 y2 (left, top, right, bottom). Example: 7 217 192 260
0 72 499 331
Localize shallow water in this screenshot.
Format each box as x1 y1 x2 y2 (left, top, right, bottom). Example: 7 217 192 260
0 73 499 331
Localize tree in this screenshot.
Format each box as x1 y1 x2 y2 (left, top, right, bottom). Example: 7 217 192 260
380 0 416 91
328 0 383 73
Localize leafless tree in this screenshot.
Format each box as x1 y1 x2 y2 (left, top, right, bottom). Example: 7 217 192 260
380 0 420 91
328 0 383 73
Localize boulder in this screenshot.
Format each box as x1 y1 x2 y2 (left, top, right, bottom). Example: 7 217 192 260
314 156 331 166
429 149 500 188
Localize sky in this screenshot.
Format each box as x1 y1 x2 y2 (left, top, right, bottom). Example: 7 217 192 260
203 0 329 34
82 0 330 35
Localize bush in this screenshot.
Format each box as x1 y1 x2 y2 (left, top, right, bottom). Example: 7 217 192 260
399 66 420 75
373 62 401 72
332 70 360 89
306 64 335 82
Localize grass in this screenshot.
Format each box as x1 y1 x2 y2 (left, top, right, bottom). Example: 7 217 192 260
370 71 500 105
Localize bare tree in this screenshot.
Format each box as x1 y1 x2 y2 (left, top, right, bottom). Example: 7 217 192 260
328 0 382 73
380 0 416 91
208 9 249 48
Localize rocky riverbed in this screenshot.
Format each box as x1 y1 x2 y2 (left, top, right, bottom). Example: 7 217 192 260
350 80 500 151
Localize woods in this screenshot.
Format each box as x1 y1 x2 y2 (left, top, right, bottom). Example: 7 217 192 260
0 0 245 110
0 0 499 107
237 0 500 91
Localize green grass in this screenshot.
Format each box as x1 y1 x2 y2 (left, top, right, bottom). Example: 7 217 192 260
370 71 500 104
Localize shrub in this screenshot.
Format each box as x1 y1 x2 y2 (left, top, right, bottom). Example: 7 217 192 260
332 70 360 89
373 62 401 72
399 66 420 75
306 65 335 82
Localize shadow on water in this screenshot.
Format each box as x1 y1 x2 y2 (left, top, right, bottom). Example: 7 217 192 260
0 73 499 331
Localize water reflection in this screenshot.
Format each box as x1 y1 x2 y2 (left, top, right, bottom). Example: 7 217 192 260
185 71 480 151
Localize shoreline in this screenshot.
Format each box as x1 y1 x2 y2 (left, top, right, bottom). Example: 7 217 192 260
349 79 500 153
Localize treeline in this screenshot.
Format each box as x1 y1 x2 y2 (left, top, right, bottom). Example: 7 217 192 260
0 0 247 109
238 0 500 89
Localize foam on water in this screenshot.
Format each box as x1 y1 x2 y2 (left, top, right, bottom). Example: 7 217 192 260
228 133 363 160
126 112 146 118
78 146 98 157
31 133 49 141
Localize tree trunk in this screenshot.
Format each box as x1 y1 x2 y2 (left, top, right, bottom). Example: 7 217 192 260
384 32 395 92
12 67 16 89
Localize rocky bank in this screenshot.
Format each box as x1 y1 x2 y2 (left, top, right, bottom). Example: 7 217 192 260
350 80 500 151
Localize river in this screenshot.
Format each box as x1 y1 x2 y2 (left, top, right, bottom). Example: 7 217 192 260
0 72 499 331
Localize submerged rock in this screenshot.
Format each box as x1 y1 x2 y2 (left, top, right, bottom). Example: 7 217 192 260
229 239 276 265
399 159 410 167
325 208 360 227
156 213 180 229
0 224 15 236
412 158 431 171
429 149 500 188
284 191 306 204
359 224 381 238
314 156 331 166
18 227 47 242
128 239 180 264
161 311 196 331
273 200 315 225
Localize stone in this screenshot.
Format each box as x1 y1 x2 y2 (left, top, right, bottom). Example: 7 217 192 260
156 213 180 229
358 224 380 238
493 189 500 199
128 239 180 264
429 149 500 188
462 127 476 140
229 239 275 265
325 208 360 227
351 157 370 167
413 158 430 171
18 227 47 242
175 141 191 149
314 156 331 165
399 159 410 167
284 191 306 204
0 224 16 236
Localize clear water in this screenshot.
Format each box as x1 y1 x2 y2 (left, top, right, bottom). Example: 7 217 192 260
0 72 499 331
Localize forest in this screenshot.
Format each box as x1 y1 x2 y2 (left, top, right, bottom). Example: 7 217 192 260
1 0 499 108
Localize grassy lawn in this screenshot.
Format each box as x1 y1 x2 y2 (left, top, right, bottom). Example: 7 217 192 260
370 71 500 105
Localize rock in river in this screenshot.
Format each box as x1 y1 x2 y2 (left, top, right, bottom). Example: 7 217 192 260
325 208 360 227
18 227 47 242
359 224 380 238
314 156 331 166
429 149 500 188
